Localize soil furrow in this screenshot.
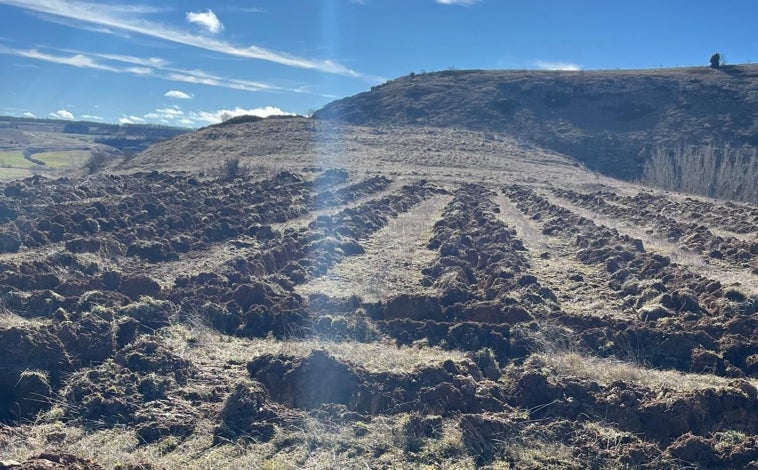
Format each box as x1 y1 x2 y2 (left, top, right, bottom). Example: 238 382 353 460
296 193 452 302
494 194 627 319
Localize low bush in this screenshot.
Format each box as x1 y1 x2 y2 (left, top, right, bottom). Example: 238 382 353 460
216 156 250 181
83 149 109 174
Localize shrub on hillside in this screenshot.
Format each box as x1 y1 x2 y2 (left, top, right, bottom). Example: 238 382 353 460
83 149 109 174
216 156 250 181
710 53 721 68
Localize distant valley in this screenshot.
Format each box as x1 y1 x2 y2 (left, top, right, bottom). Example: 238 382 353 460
0 116 187 180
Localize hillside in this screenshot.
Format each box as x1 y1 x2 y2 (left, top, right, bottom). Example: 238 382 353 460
315 65 758 200
0 70 757 469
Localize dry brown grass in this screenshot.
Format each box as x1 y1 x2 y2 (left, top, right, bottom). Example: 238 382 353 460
494 193 629 320
640 144 758 203
1 409 475 469
162 322 468 375
530 351 758 392
0 309 50 329
297 194 453 302
493 194 550 254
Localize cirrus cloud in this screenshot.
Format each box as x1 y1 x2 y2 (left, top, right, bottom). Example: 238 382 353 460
436 0 481 5
0 45 325 95
0 0 377 80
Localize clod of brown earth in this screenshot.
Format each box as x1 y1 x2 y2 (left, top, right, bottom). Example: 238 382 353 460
232 283 268 311
118 275 161 301
213 379 279 444
116 298 177 332
59 335 197 434
0 453 102 470
0 326 71 421
114 337 195 383
247 350 509 418
0 232 21 254
249 349 359 410
134 399 198 444
665 433 720 467
62 361 143 426
12 370 52 420
380 294 445 322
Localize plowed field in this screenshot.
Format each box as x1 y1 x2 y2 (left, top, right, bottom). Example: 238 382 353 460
1 123 757 469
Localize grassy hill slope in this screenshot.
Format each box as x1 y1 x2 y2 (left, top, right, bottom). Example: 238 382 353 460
314 65 758 199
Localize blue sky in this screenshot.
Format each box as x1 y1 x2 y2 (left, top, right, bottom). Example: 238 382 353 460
1 0 756 128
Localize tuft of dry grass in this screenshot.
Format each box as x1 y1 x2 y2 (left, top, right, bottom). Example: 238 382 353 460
504 441 579 470
530 351 758 392
0 306 49 329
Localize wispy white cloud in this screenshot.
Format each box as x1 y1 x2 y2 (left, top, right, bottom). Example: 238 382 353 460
0 0 375 79
90 4 166 15
186 9 223 34
0 45 315 94
223 6 265 13
127 66 152 74
119 116 134 124
6 47 119 71
49 109 74 120
23 111 36 118
81 114 103 120
163 70 275 93
436 0 481 5
533 60 581 71
156 106 183 115
88 52 168 67
165 89 193 99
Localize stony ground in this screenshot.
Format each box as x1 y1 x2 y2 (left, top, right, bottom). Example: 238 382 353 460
0 120 757 469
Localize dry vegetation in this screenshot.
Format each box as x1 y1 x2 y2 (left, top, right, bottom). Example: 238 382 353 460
640 144 758 202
